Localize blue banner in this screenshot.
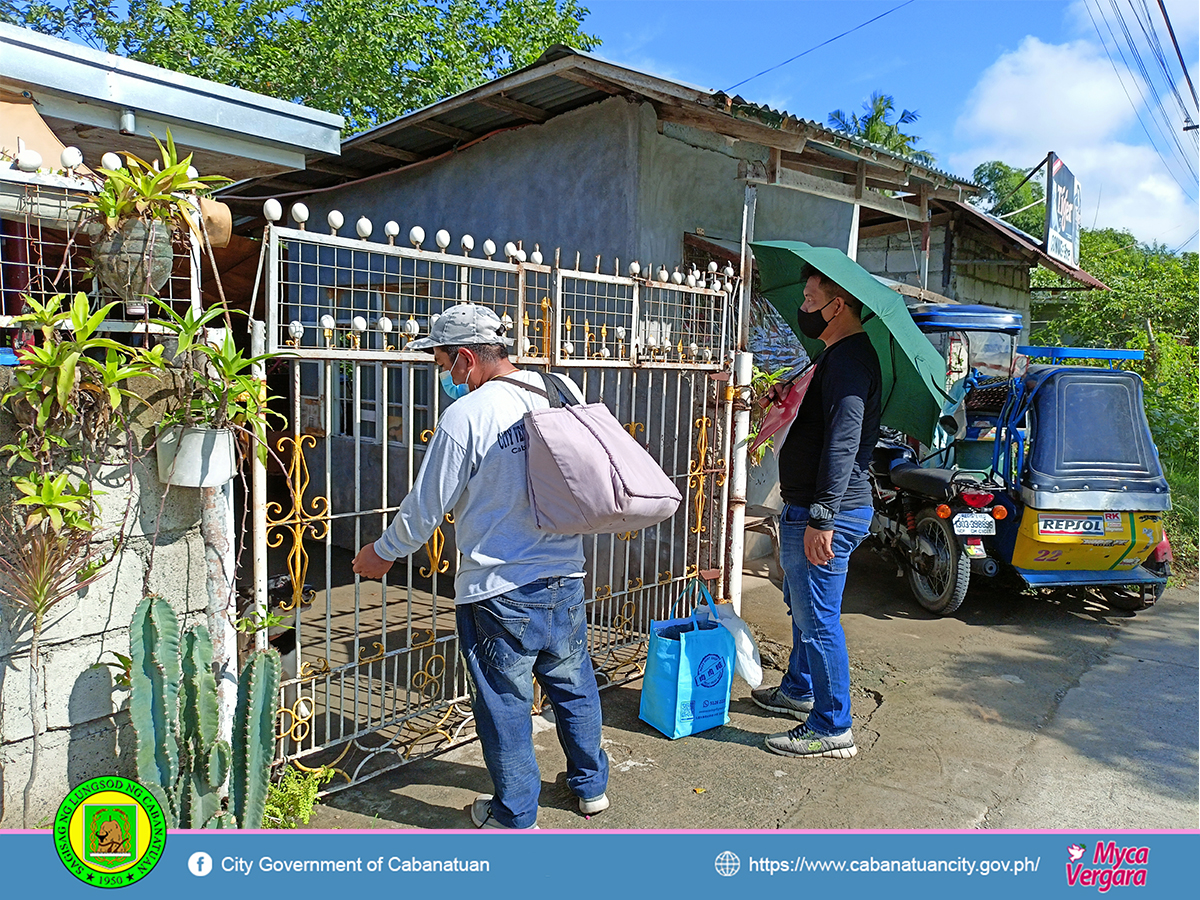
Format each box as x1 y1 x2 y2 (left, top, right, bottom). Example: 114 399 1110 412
2 828 1196 898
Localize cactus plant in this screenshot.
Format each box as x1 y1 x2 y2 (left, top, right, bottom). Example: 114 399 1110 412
128 595 279 828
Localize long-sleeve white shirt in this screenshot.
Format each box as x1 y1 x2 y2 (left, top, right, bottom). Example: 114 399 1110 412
373 369 586 604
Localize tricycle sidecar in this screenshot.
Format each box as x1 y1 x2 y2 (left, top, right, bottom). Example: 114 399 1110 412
992 351 1173 609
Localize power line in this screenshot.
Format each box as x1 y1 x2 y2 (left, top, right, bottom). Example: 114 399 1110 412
1084 0 1198 203
1168 229 1198 254
1101 0 1196 182
1129 0 1199 135
1132 0 1195 126
1156 0 1199 108
725 0 915 93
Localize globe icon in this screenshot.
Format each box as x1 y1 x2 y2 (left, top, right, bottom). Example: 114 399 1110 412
714 850 741 877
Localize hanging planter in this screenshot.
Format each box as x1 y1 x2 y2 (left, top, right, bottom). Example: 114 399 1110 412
156 424 237 487
86 218 173 312
77 130 230 314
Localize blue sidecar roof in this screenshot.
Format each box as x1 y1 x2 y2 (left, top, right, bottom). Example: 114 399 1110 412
909 304 1023 335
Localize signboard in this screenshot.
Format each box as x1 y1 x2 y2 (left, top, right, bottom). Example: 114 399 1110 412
1044 152 1082 267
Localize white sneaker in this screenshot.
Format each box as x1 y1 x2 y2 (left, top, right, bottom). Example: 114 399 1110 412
579 792 610 815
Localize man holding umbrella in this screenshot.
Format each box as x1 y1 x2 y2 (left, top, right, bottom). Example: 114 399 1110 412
748 240 947 756
752 262 882 759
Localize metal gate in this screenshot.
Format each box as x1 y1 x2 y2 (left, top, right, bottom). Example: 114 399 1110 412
251 210 741 790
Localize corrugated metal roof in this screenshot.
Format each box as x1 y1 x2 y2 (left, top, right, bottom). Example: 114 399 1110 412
226 44 980 197
717 93 973 188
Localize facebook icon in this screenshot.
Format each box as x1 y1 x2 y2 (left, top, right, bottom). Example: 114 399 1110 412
188 852 213 877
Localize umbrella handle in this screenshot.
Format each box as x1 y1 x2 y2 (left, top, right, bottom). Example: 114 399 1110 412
761 382 793 408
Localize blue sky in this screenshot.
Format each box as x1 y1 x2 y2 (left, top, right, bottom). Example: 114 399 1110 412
578 0 1199 252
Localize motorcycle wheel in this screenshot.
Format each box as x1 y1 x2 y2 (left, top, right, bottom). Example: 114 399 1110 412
907 511 970 615
1096 585 1149 611
1097 558 1169 611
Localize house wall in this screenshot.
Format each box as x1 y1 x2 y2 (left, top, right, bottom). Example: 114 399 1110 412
947 227 1033 340
0 372 210 828
858 222 1033 340
634 105 855 265
857 226 948 289
305 96 644 265
305 96 856 280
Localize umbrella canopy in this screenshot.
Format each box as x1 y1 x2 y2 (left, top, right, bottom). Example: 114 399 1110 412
750 240 945 445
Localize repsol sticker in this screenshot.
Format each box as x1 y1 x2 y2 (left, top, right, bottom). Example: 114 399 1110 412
1038 515 1105 535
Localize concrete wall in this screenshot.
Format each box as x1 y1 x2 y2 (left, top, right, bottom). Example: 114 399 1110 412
634 106 854 265
857 226 948 289
0 372 209 828
306 96 856 279
306 96 643 265
948 228 1032 340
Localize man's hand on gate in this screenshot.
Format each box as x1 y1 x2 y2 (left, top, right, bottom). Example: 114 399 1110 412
804 525 835 567
352 543 395 579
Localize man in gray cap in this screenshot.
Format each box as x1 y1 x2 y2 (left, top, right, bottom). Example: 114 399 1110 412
352 303 609 830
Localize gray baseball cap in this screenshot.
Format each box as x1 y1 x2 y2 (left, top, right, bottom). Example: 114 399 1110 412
407 303 513 350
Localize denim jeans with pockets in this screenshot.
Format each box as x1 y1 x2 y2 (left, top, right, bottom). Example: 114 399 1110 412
457 576 607 828
778 503 872 736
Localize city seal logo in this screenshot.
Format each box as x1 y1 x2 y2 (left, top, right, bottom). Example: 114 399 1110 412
696 652 726 688
54 776 166 888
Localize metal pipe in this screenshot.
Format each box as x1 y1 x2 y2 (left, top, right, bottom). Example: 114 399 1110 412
726 351 754 616
251 320 268 652
727 183 758 615
201 478 237 749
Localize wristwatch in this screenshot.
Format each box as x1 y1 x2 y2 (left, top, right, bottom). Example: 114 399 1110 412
808 502 835 528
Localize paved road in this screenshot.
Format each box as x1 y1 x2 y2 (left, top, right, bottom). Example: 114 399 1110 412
309 549 1198 830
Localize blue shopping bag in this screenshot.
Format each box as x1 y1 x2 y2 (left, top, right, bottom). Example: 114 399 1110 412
638 584 735 739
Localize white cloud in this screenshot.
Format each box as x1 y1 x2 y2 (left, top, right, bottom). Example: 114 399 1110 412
951 35 1198 251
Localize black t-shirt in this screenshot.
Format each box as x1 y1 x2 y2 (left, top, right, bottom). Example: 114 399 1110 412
778 331 882 526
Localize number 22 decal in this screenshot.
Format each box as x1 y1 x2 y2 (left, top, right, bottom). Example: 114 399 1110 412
1035 549 1062 562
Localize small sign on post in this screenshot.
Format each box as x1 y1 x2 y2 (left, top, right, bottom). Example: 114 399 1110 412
1044 152 1082 267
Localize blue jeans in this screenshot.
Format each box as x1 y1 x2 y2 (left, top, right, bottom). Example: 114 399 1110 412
778 504 872 736
456 576 608 828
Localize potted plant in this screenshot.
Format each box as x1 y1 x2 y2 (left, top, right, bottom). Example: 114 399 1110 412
78 131 228 313
152 300 279 487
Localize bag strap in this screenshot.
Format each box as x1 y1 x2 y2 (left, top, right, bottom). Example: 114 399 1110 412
493 372 577 408
670 577 716 619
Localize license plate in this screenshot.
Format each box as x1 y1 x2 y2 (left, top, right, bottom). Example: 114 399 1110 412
953 513 995 535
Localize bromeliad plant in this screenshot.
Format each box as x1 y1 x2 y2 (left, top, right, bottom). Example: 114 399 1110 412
77 129 229 307
152 299 281 463
79 130 230 237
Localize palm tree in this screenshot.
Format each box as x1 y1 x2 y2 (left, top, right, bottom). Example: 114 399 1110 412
827 91 936 165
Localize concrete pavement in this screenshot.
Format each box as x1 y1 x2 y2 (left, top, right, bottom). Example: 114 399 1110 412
307 554 1198 831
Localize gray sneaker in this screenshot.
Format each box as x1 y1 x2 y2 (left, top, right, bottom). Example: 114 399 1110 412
470 794 540 829
765 724 857 759
750 685 814 720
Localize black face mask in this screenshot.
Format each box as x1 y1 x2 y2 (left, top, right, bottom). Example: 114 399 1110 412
796 297 837 340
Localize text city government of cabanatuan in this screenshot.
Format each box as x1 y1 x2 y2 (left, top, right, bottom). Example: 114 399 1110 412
222 856 491 874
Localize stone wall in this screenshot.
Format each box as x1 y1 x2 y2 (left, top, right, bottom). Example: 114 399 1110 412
0 371 210 827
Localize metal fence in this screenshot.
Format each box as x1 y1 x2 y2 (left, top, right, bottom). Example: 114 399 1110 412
255 213 740 790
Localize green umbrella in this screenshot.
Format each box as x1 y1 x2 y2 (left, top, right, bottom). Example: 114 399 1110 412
750 240 945 445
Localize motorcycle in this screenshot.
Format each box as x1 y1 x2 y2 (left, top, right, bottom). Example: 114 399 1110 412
866 304 1019 615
